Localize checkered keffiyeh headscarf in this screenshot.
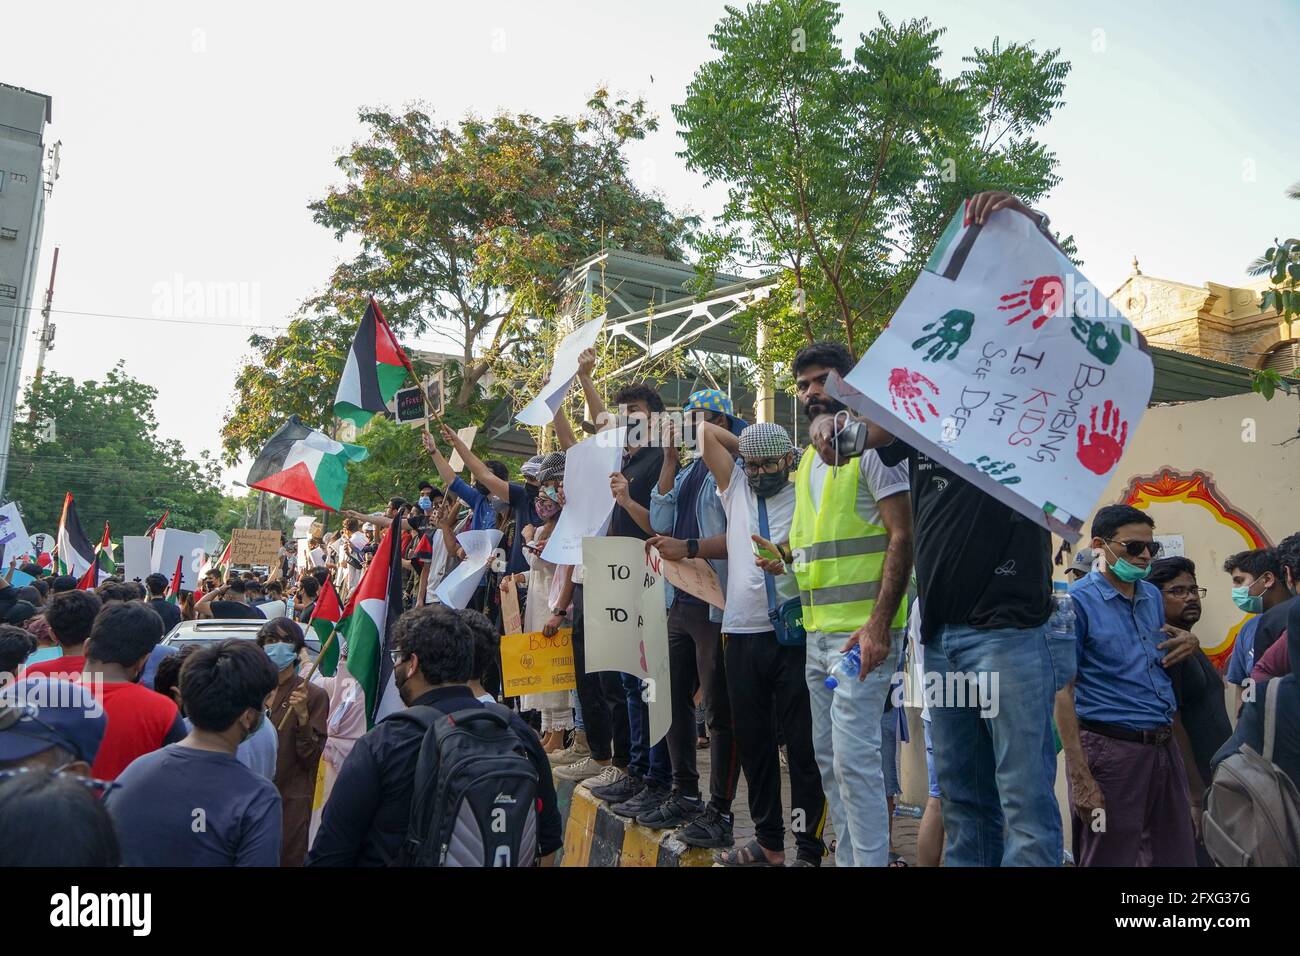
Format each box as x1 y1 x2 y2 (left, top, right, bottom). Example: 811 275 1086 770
521 454 545 479
537 452 566 484
738 422 794 461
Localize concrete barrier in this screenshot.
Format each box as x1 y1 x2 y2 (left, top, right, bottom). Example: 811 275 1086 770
555 776 716 867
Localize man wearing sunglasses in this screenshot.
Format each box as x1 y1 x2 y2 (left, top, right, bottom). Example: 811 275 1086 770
1054 505 1199 866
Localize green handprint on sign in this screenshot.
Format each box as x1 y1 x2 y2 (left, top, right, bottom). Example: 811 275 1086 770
912 309 974 362
969 456 1022 485
1070 314 1122 366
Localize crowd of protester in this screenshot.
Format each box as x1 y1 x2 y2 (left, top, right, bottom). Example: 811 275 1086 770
1 191 1297 869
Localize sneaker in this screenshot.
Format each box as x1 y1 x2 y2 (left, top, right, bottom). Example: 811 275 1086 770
554 756 603 782
676 805 735 849
579 763 626 792
548 732 590 766
636 790 703 829
590 771 642 804
612 781 671 819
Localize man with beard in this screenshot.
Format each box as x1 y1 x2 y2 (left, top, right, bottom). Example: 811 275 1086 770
752 342 913 867
1147 556 1232 844
839 191 1081 866
306 606 561 866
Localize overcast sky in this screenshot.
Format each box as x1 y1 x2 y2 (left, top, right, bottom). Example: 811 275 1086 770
7 0 1297 490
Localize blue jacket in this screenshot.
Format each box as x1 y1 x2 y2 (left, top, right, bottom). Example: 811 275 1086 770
650 458 729 625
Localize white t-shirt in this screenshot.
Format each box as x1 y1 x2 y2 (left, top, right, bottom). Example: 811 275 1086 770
806 449 910 519
423 531 451 604
718 462 799 634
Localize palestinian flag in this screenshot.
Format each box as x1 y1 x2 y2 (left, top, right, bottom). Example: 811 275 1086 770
95 522 116 576
214 540 232 580
247 416 369 512
335 515 404 726
308 577 344 677
145 510 169 539
76 560 98 591
166 556 183 604
56 493 96 579
333 297 413 427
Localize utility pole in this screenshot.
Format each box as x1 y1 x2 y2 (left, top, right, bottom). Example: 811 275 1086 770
27 246 60 427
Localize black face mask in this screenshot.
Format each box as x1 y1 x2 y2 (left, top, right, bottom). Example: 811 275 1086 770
748 469 791 498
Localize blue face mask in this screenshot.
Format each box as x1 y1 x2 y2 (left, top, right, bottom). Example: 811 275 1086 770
418 495 433 511
265 642 298 671
1232 581 1264 614
1104 544 1150 583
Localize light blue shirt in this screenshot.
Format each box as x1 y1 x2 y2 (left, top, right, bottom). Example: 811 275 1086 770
650 458 730 624
183 715 279 780
1070 570 1176 731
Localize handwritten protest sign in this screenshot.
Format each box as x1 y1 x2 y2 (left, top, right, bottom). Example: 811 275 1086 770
830 205 1152 543
653 548 726 610
434 529 502 609
229 528 282 566
540 427 624 565
582 536 671 745
0 503 31 567
500 575 523 636
500 629 576 697
516 316 605 426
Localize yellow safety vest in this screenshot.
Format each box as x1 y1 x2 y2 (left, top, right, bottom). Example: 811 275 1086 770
789 451 905 634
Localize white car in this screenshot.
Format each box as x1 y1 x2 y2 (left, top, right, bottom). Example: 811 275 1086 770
161 619 321 662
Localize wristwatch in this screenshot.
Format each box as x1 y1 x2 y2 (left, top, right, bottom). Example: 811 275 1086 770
549 607 568 619
686 538 700 559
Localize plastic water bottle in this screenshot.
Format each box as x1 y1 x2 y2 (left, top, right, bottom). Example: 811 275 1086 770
825 645 862 689
1050 580 1075 638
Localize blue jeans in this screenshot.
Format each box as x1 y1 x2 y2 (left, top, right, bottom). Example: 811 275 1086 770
925 622 1075 866
622 673 671 786
805 629 901 867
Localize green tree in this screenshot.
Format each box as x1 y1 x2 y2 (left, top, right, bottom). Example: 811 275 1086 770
1248 181 1300 400
221 90 692 465
674 0 1072 364
6 363 227 538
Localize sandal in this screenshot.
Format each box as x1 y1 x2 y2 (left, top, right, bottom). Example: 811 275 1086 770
888 853 908 867
714 839 781 867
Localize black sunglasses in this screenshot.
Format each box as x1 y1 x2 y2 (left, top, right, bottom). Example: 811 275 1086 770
1108 538 1163 558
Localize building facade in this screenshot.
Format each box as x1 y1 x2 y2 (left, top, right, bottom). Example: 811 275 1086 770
0 82 53 498
1109 258 1299 375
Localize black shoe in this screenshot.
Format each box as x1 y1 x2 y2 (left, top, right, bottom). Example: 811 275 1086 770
612 781 671 819
675 804 734 848
591 772 643 804
636 790 703 829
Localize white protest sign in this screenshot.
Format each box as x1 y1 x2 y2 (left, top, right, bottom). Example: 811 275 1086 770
581 536 671 745
830 205 1153 543
151 529 207 590
516 315 604 426
434 529 503 609
123 536 153 583
29 532 53 557
540 426 624 565
447 425 478 473
582 537 645 673
0 502 31 567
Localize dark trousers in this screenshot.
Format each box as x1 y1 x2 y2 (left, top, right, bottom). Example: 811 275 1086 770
724 631 826 860
1071 729 1197 866
623 673 671 786
667 601 736 810
570 584 630 766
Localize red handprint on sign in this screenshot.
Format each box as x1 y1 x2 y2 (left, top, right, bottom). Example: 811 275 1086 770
1076 400 1128 475
998 275 1064 329
888 368 940 424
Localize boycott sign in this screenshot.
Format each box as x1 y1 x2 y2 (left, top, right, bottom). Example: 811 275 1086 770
394 386 426 427
499 629 576 696
831 205 1153 543
228 528 282 566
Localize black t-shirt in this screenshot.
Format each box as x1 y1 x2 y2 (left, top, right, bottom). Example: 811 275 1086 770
147 597 183 634
877 439 1051 643
210 600 266 620
505 482 534 575
609 446 664 541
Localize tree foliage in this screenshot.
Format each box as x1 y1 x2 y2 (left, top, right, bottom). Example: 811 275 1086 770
6 363 227 538
674 0 1073 366
221 90 693 466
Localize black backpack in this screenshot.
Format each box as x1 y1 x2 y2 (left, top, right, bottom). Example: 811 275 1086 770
392 702 539 867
